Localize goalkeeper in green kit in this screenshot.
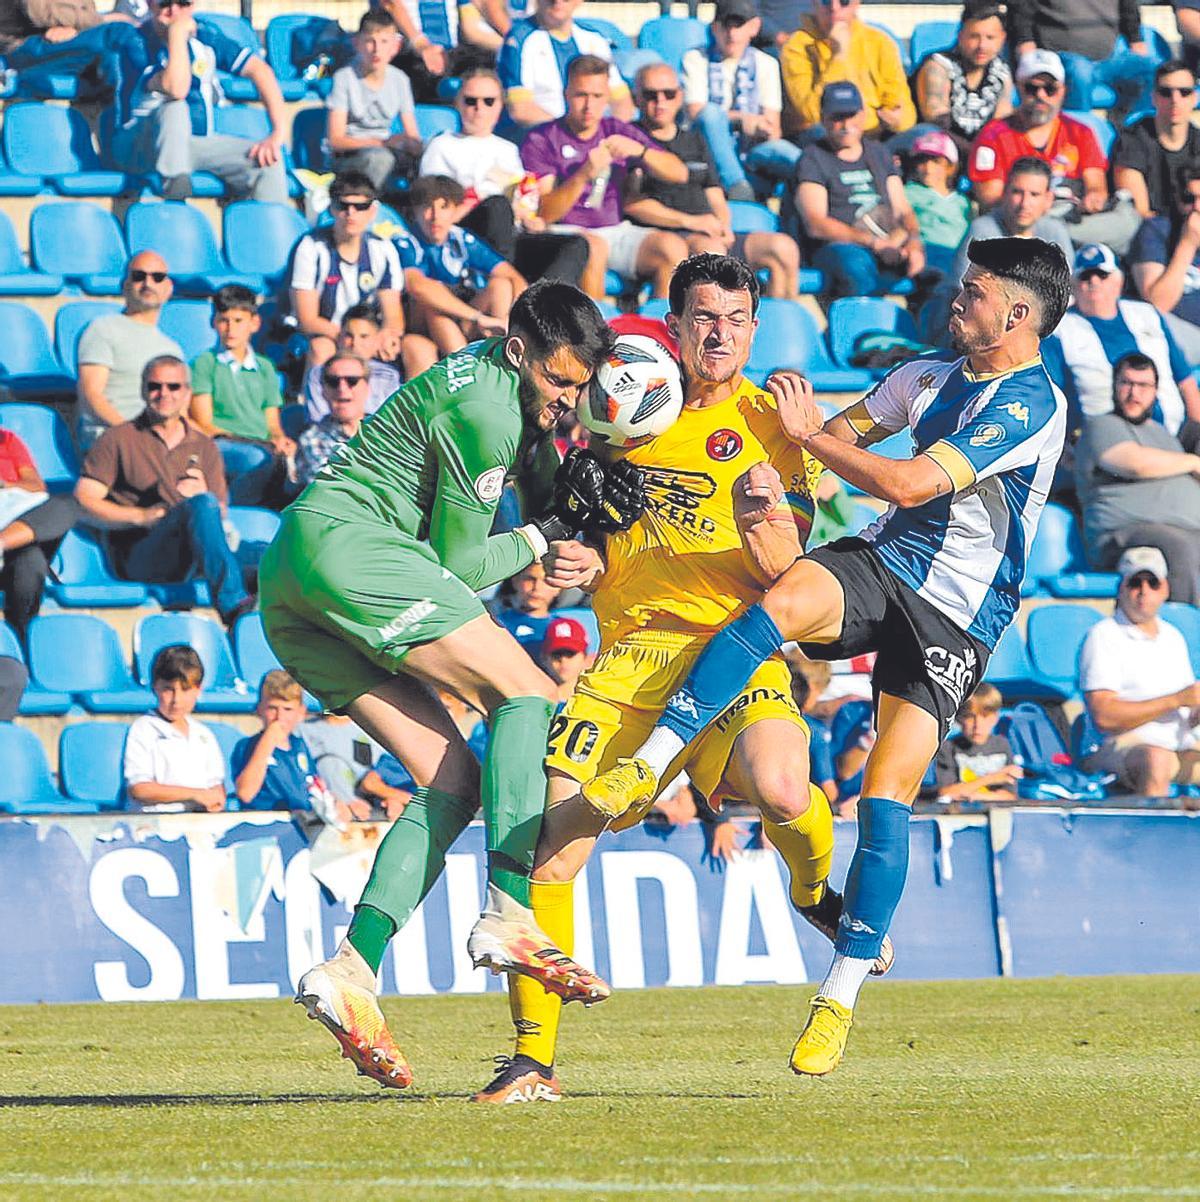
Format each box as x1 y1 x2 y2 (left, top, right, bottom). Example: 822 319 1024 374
260 281 643 1089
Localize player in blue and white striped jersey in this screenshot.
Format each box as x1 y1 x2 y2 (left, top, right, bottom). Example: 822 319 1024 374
580 236 1072 1077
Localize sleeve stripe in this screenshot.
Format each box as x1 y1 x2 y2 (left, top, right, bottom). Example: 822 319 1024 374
924 441 976 491
843 401 878 437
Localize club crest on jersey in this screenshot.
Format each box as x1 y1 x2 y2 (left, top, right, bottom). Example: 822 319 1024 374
969 423 1005 447
706 429 742 461
1000 400 1030 427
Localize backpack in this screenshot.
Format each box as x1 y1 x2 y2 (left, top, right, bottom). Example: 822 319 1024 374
291 18 353 81
998 702 1109 802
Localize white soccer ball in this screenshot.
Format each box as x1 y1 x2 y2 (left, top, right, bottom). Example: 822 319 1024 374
581 333 684 449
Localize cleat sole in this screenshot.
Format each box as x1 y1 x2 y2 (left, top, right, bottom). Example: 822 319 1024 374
293 991 413 1090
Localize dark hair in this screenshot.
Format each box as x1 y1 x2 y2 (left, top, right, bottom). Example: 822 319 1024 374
668 252 761 318
1155 57 1193 85
960 3 1005 25
330 171 379 205
357 9 396 34
566 53 612 85
151 644 204 688
405 174 465 211
212 284 259 316
1006 155 1052 185
342 300 382 328
508 280 613 371
458 65 501 88
1113 350 1159 385
965 237 1070 337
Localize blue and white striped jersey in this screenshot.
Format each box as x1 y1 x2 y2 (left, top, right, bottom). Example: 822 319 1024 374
845 354 1066 651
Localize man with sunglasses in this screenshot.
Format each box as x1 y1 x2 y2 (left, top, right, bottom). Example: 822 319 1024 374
75 354 253 626
76 251 183 450
970 49 1141 253
1113 60 1200 218
113 0 288 203
294 353 370 488
1079 546 1200 797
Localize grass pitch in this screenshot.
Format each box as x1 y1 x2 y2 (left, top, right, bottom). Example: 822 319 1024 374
2 975 1198 1201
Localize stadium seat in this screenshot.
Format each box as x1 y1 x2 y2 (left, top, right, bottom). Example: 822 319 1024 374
0 209 61 295
54 300 122 373
233 611 282 688
58 722 130 809
264 14 342 101
207 720 245 788
30 202 128 295
290 107 329 172
196 13 261 102
1027 503 1120 598
279 402 309 440
798 268 825 294
159 300 218 362
637 17 706 72
613 48 664 88
2 103 133 196
413 105 460 140
48 528 150 608
1025 604 1101 699
0 139 45 196
27 613 155 712
226 505 281 576
0 303 75 397
125 202 259 295
213 105 272 142
0 620 72 715
134 613 255 711
0 402 78 493
1064 110 1116 157
868 21 910 71
222 200 307 291
576 16 632 51
1163 601 1200 673
983 622 1065 701
728 201 779 234
746 299 877 391
908 20 958 68
0 722 98 813
826 297 920 370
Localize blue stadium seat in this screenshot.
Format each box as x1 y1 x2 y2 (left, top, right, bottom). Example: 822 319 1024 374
223 200 307 291
213 105 272 142
0 138 45 196
159 299 218 362
576 16 632 51
27 613 155 712
125 202 259 296
0 620 71 714
30 202 127 295
983 622 1066 701
279 402 309 440
59 722 130 809
264 14 341 101
637 17 706 72
54 300 122 373
728 201 779 234
746 299 877 391
0 209 60 295
826 297 919 370
413 105 460 140
2 103 133 196
197 13 261 102
0 722 98 813
290 107 328 172
134 613 255 712
1028 503 1120 598
233 611 282 688
0 303 75 397
1163 601 1200 673
1025 605 1101 699
0 403 78 493
207 720 245 788
908 20 958 68
48 528 150 608
1064 110 1116 157
613 48 664 89
227 506 280 548
799 268 825 294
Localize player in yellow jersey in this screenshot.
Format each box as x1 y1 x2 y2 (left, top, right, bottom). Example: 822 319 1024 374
472 254 893 1104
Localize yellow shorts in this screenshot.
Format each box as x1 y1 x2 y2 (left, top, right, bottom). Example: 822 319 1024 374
545 629 808 831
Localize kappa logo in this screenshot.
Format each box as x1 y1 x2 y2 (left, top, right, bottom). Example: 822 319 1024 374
916 371 937 392
924 643 977 707
706 428 743 461
999 400 1030 427
379 599 437 641
969 423 1005 448
667 691 700 721
841 916 878 935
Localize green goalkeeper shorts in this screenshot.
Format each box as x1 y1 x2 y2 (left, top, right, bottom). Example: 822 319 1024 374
258 506 486 712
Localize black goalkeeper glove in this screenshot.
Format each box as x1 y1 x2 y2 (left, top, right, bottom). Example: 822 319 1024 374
521 447 607 551
588 457 647 535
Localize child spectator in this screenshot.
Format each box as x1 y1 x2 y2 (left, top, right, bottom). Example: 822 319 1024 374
303 302 401 423
903 130 971 279
395 175 523 357
189 285 295 506
934 683 1024 802
539 615 590 703
233 669 367 822
494 561 561 652
295 353 370 489
327 10 423 195
123 644 228 812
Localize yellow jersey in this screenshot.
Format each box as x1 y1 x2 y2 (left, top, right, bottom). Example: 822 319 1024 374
593 376 822 644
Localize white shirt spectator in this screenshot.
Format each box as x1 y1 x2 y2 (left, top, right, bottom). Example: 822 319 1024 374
681 45 782 113
123 713 227 791
1079 611 1199 752
419 130 524 199
498 19 623 120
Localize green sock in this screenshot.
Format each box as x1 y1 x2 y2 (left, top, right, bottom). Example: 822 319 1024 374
350 785 477 973
481 695 554 910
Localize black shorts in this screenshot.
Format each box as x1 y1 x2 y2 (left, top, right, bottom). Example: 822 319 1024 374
798 538 990 736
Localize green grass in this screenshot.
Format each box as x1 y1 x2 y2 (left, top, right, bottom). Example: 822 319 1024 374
2 976 1198 1201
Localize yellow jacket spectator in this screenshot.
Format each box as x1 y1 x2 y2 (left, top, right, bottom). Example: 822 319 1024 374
780 0 915 138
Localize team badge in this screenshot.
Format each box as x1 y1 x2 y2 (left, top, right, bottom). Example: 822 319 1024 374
969 423 1005 447
473 466 506 501
706 429 742 461
358 272 376 292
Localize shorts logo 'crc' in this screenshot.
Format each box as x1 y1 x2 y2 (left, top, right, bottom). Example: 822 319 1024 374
706 429 743 461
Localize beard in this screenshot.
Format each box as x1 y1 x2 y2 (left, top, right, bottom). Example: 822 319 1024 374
1118 402 1152 425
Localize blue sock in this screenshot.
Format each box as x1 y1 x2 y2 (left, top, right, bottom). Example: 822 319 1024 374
835 797 910 959
660 604 785 745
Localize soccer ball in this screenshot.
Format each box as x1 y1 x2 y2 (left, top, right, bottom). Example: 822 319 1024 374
581 333 685 449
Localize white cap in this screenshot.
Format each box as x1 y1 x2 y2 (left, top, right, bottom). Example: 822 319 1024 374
1016 48 1066 84
1117 546 1169 585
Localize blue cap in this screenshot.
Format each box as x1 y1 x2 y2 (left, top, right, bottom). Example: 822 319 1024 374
820 81 864 118
1072 243 1120 277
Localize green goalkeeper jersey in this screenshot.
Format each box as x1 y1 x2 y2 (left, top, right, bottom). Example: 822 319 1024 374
291 338 559 593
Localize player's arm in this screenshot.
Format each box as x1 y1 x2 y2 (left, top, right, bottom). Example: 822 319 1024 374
734 460 804 585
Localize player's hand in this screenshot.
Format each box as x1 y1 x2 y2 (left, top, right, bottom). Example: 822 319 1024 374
585 143 615 182
590 457 646 534
544 539 605 589
549 446 606 530
767 371 823 444
707 820 740 867
733 460 784 530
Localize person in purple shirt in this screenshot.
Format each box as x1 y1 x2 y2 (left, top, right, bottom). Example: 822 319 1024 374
520 53 689 298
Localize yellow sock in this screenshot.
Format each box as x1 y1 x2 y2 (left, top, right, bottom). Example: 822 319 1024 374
510 878 574 1067
762 784 834 909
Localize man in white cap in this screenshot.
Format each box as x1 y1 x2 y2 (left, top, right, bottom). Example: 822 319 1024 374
1045 243 1200 441
969 48 1140 251
1079 546 1200 798
1075 350 1200 603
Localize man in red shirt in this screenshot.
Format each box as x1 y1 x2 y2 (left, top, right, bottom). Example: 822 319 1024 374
969 48 1141 253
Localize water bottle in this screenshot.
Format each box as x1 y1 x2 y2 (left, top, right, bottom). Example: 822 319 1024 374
585 167 610 210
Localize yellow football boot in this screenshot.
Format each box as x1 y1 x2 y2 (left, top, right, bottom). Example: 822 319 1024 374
790 995 853 1077
581 757 659 819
